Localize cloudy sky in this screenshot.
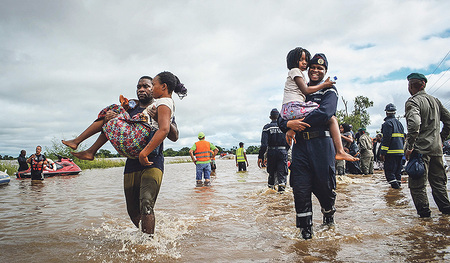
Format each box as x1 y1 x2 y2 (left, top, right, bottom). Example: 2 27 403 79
1 0 449 157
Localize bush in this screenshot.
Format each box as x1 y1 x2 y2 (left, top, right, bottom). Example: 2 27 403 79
0 162 17 176
76 158 125 170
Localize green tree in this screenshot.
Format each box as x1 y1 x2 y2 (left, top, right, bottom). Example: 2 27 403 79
177 147 191 156
336 95 373 132
231 146 237 155
95 149 116 158
45 137 83 160
163 148 177 157
215 145 223 154
246 145 260 154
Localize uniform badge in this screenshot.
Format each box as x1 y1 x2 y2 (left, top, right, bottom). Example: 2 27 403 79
318 58 324 65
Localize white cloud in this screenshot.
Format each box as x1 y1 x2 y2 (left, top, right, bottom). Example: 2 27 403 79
1 0 449 157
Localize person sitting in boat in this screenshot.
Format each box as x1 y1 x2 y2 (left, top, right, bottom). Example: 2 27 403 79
27 146 47 180
62 71 187 166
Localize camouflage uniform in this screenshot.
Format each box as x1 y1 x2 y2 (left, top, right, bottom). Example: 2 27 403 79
358 132 374 174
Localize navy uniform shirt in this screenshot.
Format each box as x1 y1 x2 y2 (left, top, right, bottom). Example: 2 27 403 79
380 115 405 156
258 120 289 160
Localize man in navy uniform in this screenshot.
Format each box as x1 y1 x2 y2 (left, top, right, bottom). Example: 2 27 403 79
258 108 289 192
379 103 405 189
278 53 337 240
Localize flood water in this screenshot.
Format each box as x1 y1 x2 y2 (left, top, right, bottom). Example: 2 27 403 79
1 155 449 262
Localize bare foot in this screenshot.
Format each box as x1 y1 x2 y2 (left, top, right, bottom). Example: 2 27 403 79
72 151 95 160
62 139 78 150
335 151 359 162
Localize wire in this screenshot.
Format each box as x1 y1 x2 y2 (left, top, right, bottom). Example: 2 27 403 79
443 98 450 108
427 50 449 82
430 77 449 95
428 66 449 94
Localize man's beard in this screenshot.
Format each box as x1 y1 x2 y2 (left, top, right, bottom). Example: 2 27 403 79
139 96 153 104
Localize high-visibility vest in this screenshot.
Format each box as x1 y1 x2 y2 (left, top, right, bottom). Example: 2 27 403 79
236 148 245 162
194 140 211 162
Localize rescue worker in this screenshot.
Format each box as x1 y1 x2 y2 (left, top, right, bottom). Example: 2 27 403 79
278 53 337 240
189 132 218 186
236 142 248 171
404 73 450 217
27 145 47 181
258 108 289 192
358 128 374 175
379 103 405 189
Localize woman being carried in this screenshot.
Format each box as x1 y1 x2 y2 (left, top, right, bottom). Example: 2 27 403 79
62 71 187 166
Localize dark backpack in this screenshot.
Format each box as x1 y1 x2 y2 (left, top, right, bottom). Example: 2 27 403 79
405 151 425 179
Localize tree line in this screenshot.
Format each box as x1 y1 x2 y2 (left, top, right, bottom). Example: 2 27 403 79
162 145 261 157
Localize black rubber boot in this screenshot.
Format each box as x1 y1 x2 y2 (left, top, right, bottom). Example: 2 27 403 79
419 211 431 218
323 215 334 226
301 226 313 240
278 185 285 193
390 182 400 189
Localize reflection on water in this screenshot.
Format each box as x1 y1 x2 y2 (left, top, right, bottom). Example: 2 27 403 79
0 155 449 262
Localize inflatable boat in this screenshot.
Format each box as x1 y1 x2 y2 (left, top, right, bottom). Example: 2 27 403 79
15 157 82 179
0 170 10 185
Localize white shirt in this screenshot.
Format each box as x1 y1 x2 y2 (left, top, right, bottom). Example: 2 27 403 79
144 97 175 130
282 68 307 105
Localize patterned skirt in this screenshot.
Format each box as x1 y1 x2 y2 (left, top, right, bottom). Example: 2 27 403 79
281 101 319 120
98 104 156 159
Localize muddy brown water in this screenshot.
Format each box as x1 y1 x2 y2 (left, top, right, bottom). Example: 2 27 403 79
1 155 449 262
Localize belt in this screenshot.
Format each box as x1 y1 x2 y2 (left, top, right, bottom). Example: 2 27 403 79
268 146 287 150
300 130 330 140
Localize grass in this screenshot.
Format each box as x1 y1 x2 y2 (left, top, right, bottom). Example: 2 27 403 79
0 162 17 176
75 158 126 170
165 157 192 164
1 156 191 176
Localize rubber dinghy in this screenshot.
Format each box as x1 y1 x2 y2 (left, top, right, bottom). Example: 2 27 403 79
0 170 10 185
15 157 82 179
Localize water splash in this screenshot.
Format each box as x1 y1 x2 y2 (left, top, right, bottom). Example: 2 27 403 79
79 212 194 261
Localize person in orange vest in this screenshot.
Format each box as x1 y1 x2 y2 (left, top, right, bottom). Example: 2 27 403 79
189 132 219 186
27 145 47 181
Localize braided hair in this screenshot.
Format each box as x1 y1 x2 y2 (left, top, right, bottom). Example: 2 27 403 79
155 71 188 99
286 47 311 70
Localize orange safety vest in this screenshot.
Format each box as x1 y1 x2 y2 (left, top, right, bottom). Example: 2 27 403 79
194 140 212 162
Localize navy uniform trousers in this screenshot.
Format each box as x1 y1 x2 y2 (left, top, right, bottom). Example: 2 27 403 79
266 148 288 186
384 155 403 184
290 135 336 228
